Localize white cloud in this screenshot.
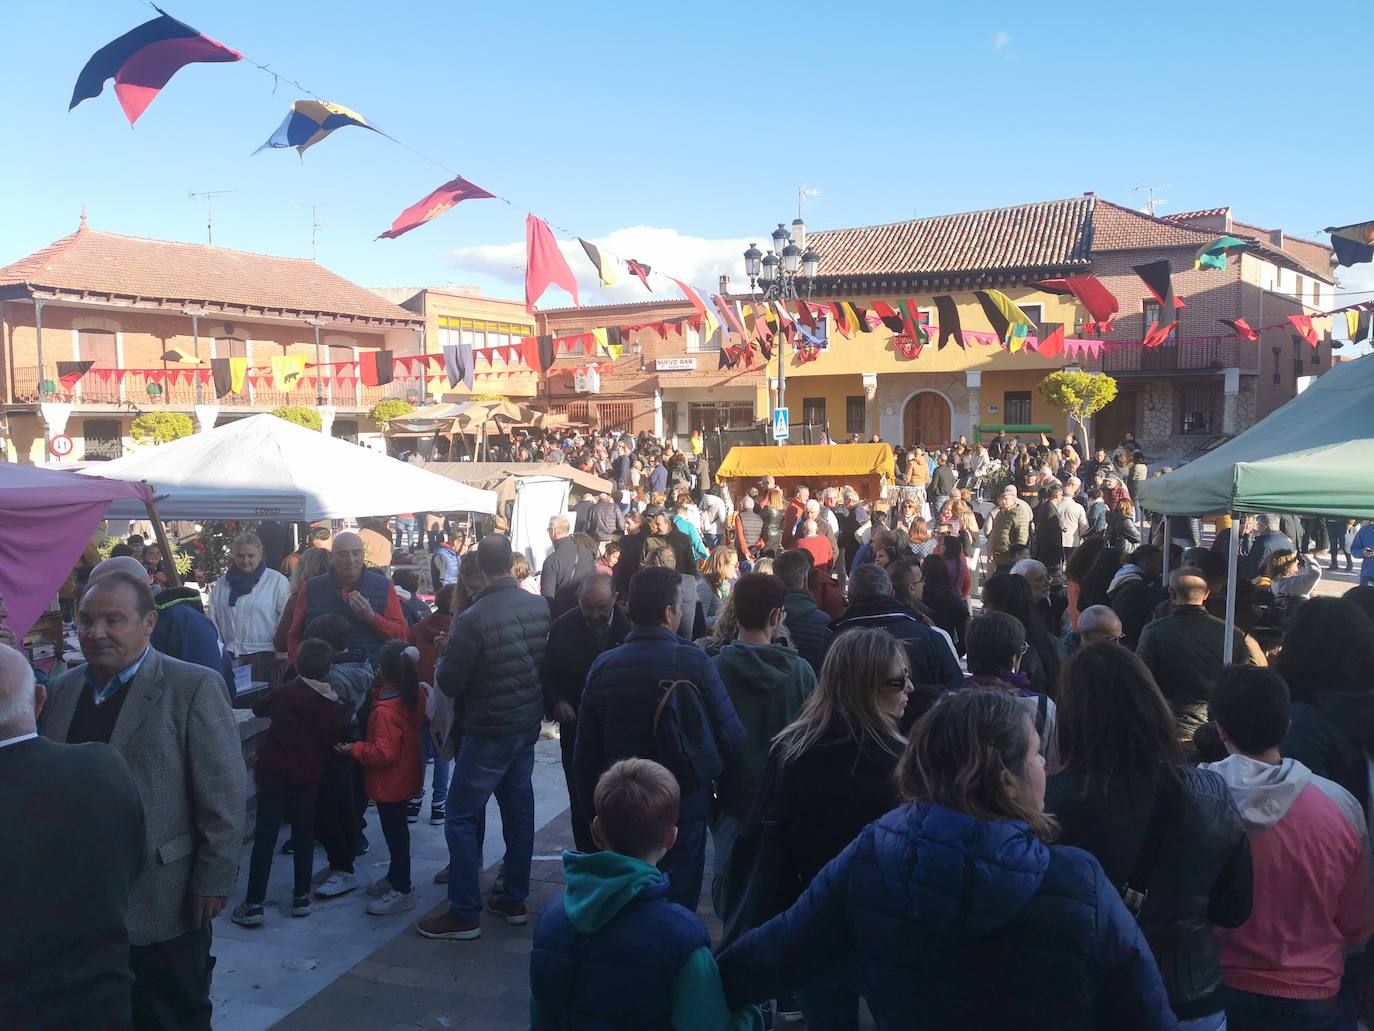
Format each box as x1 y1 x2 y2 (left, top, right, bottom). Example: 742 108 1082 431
991 29 1011 52
441 225 757 304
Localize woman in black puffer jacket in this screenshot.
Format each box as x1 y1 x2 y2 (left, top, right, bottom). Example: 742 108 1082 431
1047 644 1252 1028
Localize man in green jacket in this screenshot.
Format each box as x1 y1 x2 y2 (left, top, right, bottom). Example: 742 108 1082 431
709 573 816 908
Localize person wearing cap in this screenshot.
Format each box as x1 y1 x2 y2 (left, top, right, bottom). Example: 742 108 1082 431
988 485 1033 571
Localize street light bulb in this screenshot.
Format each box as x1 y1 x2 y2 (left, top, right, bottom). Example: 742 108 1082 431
743 243 762 278
760 252 778 284
802 248 820 280
781 242 801 275
771 223 790 255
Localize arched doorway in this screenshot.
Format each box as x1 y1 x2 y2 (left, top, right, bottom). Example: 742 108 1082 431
903 391 951 448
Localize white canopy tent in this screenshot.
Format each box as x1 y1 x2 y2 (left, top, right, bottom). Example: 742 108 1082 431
79 413 497 520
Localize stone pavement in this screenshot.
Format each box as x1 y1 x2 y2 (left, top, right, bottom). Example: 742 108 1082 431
211 736 571 1031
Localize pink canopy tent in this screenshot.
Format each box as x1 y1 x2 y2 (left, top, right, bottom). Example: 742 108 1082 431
0 463 154 638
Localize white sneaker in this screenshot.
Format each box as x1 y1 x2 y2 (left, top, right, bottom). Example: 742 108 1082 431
366 877 393 898
313 871 358 898
311 866 334 886
366 889 416 915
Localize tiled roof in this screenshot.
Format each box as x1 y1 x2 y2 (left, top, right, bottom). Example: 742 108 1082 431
1162 207 1231 221
808 196 1096 280
1088 200 1223 251
0 225 423 325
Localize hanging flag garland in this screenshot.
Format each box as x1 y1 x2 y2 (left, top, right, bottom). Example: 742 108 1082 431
70 12 242 125
378 176 494 240
254 99 377 157
56 361 95 392
1288 314 1319 347
578 239 621 288
1219 318 1260 342
931 295 965 349
1033 275 1119 329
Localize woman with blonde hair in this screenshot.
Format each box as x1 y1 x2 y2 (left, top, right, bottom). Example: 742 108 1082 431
759 488 786 556
698 545 738 629
730 629 911 1026
719 687 1174 1029
272 545 333 655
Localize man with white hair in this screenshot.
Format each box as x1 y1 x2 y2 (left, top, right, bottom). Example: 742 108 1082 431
1011 557 1069 639
0 644 146 1029
540 513 593 609
988 485 1032 569
288 530 407 664
41 571 245 1029
799 497 839 560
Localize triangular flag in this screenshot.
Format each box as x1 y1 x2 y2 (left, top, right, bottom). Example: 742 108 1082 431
1132 260 1185 327
1034 275 1120 327
1219 318 1260 342
1142 322 1176 349
378 176 494 240
56 361 95 392
1193 235 1254 271
829 302 852 338
525 215 580 312
358 350 394 387
626 259 653 290
590 328 609 356
1036 323 1066 359
578 239 621 288
210 358 232 397
1288 314 1319 347
254 99 378 157
1326 221 1374 267
521 336 556 375
669 278 718 337
871 301 904 334
1346 310 1372 344
974 290 1039 348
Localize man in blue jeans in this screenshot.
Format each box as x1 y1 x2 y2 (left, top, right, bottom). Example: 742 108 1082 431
418 535 551 941
574 565 747 910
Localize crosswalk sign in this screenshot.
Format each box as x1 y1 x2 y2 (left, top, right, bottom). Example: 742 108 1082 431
772 407 789 440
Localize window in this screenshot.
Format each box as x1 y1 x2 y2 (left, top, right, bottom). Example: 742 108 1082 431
213 337 248 359
1004 391 1032 425
662 401 679 436
596 402 635 432
81 419 124 461
802 397 826 427
1178 387 1221 434
77 328 118 367
1292 337 1303 384
1017 303 1043 327
1311 342 1320 366
846 395 866 435
333 419 359 443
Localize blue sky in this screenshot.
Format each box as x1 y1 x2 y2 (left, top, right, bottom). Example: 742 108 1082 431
3 0 1371 324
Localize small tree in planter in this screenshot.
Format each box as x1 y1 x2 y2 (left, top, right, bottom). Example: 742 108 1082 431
270 406 322 431
1037 370 1118 454
368 398 414 424
130 411 195 446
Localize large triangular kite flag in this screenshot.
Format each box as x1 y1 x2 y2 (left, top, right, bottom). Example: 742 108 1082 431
56 361 95 392
1132 261 1185 327
1034 275 1119 328
525 215 580 313
578 239 621 288
1219 318 1260 342
70 13 242 125
378 176 493 240
255 99 378 157
1193 235 1255 271
1326 221 1374 267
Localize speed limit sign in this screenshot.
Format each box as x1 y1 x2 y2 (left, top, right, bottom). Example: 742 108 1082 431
49 433 74 458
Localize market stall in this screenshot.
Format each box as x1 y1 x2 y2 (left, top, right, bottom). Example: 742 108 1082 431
714 443 896 506
384 400 572 460
422 461 612 509
1138 353 1374 659
80 413 497 520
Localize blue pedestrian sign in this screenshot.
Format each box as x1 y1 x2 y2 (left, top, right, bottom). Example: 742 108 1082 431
772 407 790 441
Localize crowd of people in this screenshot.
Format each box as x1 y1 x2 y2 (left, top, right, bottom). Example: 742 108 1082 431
4 421 1374 1030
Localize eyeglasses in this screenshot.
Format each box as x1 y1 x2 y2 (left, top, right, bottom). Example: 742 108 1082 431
883 672 913 690
1017 642 1031 657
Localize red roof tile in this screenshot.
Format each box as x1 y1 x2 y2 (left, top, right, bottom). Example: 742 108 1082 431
808 196 1096 280
1088 200 1224 252
0 226 422 325
1162 207 1231 221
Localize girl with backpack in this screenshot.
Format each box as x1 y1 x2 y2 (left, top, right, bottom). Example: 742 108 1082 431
336 640 427 916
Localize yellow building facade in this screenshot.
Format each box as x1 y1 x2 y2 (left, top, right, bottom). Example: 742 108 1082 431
777 289 1079 445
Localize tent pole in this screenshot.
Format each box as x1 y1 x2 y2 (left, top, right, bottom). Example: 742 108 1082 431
1223 509 1239 664
143 491 178 588
1161 520 1172 581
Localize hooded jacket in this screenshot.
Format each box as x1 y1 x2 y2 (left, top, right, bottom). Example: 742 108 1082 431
151 587 233 695
252 675 347 788
717 802 1175 1028
781 590 832 674
530 851 758 1030
829 596 962 689
1108 564 1161 650
349 682 426 803
711 641 815 815
1201 755 1372 1001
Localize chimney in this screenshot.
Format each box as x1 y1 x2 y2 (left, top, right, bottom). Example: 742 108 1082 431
1269 228 1284 248
1083 191 1095 197
718 274 731 296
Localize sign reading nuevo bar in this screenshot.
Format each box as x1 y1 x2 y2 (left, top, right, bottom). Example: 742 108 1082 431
654 356 696 371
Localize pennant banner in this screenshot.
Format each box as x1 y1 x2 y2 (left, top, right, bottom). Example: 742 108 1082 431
56 360 95 392
525 214 580 312
578 239 621 288
378 176 494 240
255 99 377 157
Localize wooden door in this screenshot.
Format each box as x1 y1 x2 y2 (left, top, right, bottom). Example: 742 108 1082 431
904 392 951 448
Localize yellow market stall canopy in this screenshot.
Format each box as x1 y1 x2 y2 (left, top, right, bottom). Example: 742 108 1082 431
716 443 895 503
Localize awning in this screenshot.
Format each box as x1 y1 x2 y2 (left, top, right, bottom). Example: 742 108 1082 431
715 443 895 481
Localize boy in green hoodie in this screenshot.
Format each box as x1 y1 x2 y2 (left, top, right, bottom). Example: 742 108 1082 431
710 572 817 896
530 758 760 1030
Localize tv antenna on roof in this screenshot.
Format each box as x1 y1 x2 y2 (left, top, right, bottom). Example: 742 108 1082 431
188 190 237 245
798 185 822 220
292 201 342 261
1131 184 1170 217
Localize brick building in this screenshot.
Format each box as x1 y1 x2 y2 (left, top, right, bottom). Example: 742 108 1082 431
0 218 425 463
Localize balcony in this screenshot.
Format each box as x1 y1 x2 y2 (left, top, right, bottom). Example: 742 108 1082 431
1092 337 1247 375
7 366 430 410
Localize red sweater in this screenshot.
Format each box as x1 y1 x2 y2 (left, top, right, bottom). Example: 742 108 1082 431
409 612 452 685
350 684 426 803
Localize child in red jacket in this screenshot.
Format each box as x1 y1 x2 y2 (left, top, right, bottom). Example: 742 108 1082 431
336 639 426 915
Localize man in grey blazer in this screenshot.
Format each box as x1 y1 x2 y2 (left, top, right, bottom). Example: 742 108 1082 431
42 567 245 1030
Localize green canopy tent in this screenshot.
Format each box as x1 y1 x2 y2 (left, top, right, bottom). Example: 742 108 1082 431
1137 352 1374 661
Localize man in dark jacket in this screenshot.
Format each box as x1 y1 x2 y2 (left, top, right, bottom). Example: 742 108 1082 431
774 550 832 674
829 565 962 688
574 565 747 911
585 492 626 543
1242 515 1293 582
1136 568 1252 737
288 531 408 665
420 535 551 941
540 515 593 614
540 574 629 852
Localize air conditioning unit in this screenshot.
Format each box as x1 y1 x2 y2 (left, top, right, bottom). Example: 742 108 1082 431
574 367 601 394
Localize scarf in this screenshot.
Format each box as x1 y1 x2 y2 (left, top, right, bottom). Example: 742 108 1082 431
225 562 267 607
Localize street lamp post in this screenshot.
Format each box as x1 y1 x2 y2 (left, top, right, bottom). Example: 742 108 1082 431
743 221 820 444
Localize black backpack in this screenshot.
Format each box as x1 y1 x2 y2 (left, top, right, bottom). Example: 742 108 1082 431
651 647 723 796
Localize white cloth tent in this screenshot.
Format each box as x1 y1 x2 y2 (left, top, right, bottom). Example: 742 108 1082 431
79 413 497 520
